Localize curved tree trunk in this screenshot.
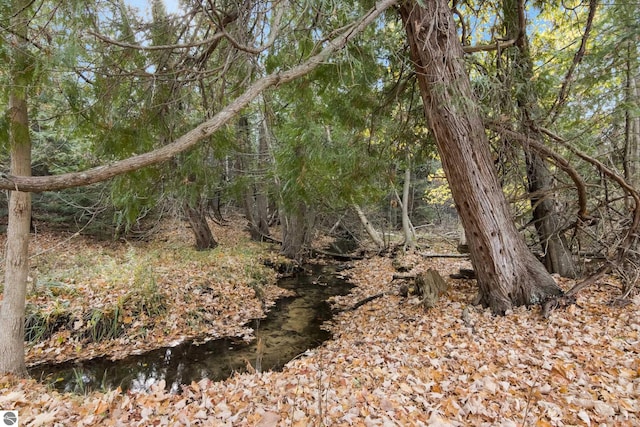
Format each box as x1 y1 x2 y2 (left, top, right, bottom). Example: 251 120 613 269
0 0 32 375
399 0 562 314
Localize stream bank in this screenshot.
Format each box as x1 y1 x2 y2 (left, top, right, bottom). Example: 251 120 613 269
29 263 352 394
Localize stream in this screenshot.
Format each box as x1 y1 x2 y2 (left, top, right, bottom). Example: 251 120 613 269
29 263 353 394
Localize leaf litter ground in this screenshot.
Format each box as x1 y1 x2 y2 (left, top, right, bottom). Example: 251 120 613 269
1 221 639 426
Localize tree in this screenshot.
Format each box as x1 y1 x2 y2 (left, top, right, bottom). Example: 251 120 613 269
0 0 398 375
0 0 34 375
398 0 563 313
500 0 578 277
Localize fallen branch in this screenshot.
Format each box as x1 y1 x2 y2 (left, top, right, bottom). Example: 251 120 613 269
420 252 469 258
310 248 364 261
392 272 416 280
341 293 386 312
565 265 611 297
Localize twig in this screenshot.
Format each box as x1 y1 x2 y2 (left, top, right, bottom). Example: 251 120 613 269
521 371 542 425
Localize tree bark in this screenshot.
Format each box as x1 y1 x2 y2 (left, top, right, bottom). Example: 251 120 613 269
281 201 314 260
184 199 218 250
353 202 385 249
502 0 577 278
236 115 270 241
0 0 33 375
624 40 640 192
398 0 562 313
255 114 271 236
401 152 416 251
525 152 576 276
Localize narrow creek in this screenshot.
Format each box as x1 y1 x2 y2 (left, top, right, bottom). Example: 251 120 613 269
29 263 353 394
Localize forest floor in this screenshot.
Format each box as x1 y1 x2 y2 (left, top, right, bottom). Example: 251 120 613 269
1 216 639 426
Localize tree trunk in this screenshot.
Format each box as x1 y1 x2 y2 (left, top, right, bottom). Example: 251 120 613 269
502 0 577 278
624 40 640 192
0 0 33 375
184 199 218 250
353 202 385 249
281 202 314 260
526 152 577 276
401 152 416 251
237 115 270 241
255 115 271 236
399 0 562 313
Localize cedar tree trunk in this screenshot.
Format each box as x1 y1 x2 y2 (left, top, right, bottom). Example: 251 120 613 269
399 0 562 313
0 0 32 375
503 0 577 277
184 199 218 250
281 201 314 260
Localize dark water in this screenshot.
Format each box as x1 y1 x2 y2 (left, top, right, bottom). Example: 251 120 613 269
28 264 352 394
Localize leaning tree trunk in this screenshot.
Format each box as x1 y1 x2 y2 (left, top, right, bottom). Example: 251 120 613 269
502 0 577 278
399 0 562 313
353 202 385 249
0 0 33 375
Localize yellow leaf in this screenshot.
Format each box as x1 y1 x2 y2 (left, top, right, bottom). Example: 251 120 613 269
94 400 109 414
551 363 569 381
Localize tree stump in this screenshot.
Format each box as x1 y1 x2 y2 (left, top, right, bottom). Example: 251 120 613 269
416 269 450 309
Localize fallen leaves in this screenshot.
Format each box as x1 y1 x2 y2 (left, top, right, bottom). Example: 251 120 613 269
0 223 638 426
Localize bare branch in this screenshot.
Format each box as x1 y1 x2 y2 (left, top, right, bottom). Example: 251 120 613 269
462 38 516 54
546 0 598 124
537 126 640 238
87 29 226 51
487 121 590 220
218 3 285 55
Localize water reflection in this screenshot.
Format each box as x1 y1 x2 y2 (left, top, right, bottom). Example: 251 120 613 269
30 264 352 393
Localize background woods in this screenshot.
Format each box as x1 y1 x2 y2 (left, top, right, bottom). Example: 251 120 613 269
0 0 639 422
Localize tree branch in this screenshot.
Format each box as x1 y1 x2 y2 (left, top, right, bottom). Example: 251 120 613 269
87 30 225 51
537 126 640 241
462 38 516 54
546 0 598 124
0 0 398 193
217 3 284 55
487 121 590 220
